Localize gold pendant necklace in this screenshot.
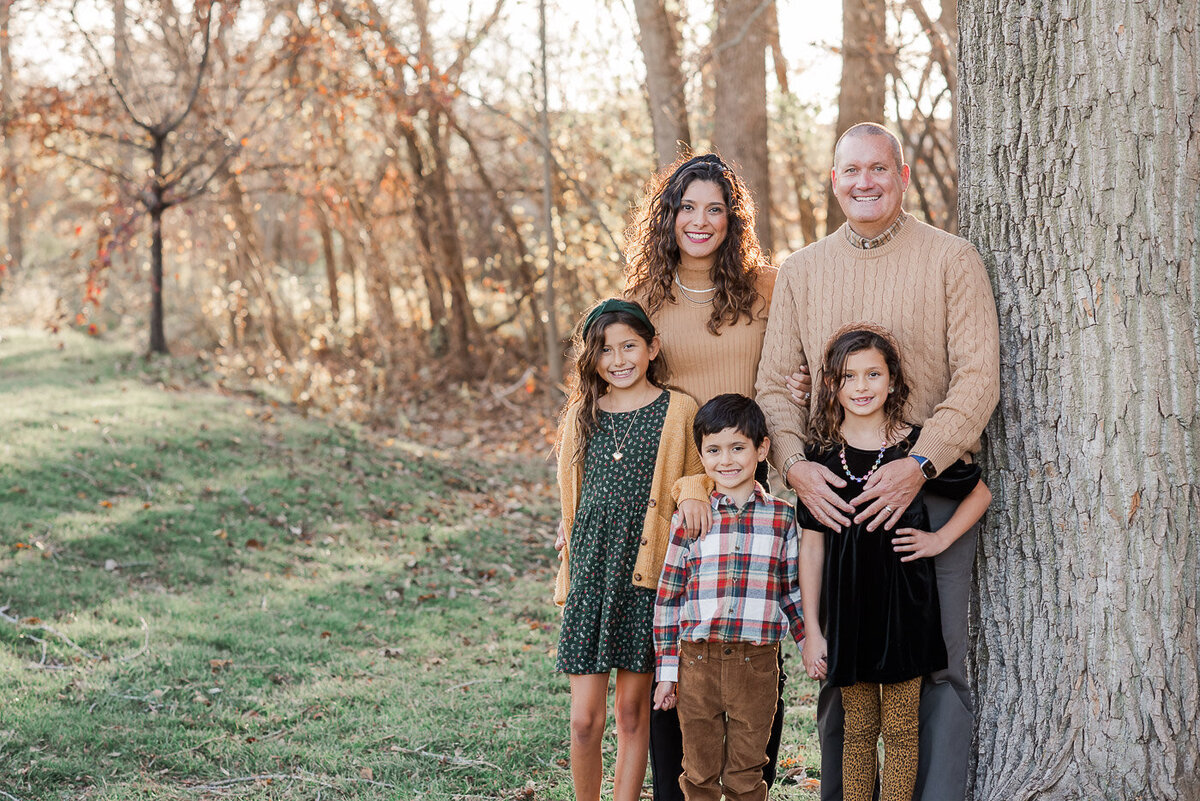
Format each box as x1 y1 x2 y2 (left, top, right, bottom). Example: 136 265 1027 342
610 407 642 461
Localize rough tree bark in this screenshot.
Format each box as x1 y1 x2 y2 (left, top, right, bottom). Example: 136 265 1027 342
827 0 888 233
713 0 772 251
960 3 1200 799
632 0 690 167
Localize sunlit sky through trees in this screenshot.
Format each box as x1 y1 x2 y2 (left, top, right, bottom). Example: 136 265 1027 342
15 1 848 122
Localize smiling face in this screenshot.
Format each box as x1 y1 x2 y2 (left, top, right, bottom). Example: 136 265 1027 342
673 179 729 271
831 133 910 239
836 347 892 423
700 426 769 500
595 322 659 394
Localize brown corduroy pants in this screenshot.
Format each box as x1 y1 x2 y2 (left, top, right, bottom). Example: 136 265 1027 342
842 677 923 801
676 641 780 801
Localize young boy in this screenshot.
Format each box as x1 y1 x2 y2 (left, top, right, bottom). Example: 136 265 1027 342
653 393 805 801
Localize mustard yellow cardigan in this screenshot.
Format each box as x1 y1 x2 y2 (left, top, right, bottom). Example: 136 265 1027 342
554 389 704 607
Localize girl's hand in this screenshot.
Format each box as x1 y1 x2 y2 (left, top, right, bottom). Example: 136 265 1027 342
653 681 677 710
787 365 813 406
892 527 951 562
802 632 828 680
677 498 713 538
554 520 566 554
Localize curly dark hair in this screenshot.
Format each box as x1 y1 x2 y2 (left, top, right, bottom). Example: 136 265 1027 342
557 301 671 463
808 327 911 452
624 153 770 335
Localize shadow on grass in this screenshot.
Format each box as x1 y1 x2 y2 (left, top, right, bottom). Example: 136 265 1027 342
1 333 568 798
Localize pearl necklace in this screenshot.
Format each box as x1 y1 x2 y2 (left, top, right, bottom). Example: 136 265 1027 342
839 441 888 483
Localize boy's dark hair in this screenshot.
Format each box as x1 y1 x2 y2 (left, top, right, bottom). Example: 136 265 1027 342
693 393 768 450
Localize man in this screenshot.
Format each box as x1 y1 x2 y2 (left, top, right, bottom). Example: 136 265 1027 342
755 122 999 801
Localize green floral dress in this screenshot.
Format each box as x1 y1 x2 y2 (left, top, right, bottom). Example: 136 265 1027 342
555 390 668 675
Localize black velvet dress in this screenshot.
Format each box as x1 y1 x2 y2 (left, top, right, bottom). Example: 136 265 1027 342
795 427 981 687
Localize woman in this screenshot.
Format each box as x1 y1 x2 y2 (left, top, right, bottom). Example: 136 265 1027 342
624 153 809 801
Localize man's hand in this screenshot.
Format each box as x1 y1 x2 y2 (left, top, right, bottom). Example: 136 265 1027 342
787 366 813 406
892 527 951 562
788 461 853 532
653 681 677 710
677 498 712 538
850 457 924 532
554 520 566 554
802 632 828 680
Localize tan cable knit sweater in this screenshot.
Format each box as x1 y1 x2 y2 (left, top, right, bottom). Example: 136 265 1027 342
628 264 776 406
755 219 1000 475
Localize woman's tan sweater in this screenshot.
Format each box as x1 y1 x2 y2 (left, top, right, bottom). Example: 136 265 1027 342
554 390 704 607
628 265 777 406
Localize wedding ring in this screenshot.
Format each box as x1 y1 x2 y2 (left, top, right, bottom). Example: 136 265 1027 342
883 505 894 513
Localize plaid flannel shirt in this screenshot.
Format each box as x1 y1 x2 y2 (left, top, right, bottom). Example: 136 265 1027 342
653 484 805 682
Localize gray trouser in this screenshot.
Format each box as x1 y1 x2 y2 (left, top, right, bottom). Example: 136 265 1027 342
818 493 976 801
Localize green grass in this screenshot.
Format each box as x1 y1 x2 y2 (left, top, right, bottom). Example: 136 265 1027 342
0 328 820 800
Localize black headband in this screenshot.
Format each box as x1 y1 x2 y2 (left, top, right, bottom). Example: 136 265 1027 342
581 299 655 339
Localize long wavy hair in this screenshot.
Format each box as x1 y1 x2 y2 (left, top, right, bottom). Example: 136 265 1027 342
557 303 671 463
808 326 911 452
624 153 770 335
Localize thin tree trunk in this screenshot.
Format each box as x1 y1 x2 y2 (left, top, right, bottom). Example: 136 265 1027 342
147 135 168 355
713 0 772 251
539 0 562 393
1 0 23 281
426 114 476 374
631 0 691 167
827 0 888 234
960 2 1200 798
316 204 340 323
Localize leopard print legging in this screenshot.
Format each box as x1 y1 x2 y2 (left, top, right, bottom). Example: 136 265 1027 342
841 677 922 801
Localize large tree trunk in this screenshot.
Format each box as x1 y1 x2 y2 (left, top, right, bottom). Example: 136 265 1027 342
632 0 691 167
1 0 23 282
713 0 772 252
827 0 888 234
960 3 1200 799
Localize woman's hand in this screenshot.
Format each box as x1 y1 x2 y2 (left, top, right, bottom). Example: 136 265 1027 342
787 365 813 406
653 681 677 710
892 527 951 562
554 520 566 554
802 632 828 680
677 498 713 538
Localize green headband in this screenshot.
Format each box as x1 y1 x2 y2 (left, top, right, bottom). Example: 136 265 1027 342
581 299 654 339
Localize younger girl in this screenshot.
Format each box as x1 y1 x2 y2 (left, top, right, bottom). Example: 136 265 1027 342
796 323 991 801
553 298 704 801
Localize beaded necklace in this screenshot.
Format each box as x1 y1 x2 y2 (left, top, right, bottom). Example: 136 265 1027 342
839 441 888 483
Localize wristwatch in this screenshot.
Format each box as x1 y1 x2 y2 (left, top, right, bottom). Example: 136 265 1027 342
910 454 937 480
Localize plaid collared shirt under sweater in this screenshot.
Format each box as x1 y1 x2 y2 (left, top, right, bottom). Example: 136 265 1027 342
653 484 805 682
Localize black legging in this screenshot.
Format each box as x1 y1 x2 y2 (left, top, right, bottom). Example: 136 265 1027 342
649 460 786 800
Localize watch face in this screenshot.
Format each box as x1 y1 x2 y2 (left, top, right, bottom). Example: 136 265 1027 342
921 460 937 479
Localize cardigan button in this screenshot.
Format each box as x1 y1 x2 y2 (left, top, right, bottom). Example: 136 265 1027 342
640 537 648 546
647 498 657 508
634 572 642 581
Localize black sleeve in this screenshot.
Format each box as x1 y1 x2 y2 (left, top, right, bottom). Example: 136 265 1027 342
926 459 982 501
794 444 836 532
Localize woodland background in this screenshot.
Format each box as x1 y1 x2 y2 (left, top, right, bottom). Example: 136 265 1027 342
0 0 956 405
2 1 1198 800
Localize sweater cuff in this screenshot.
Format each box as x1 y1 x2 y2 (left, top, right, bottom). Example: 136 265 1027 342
770 433 808 476
911 431 965 476
672 473 714 504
